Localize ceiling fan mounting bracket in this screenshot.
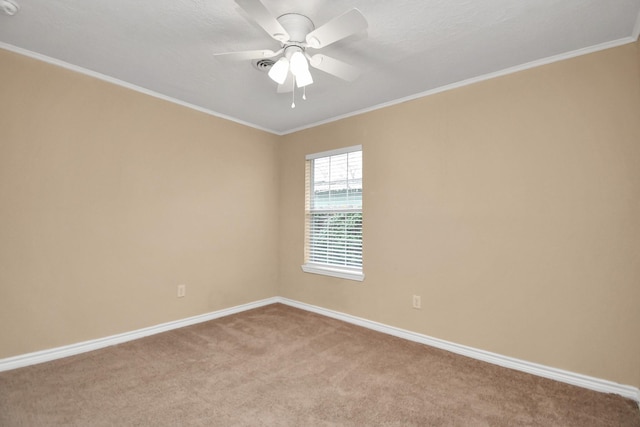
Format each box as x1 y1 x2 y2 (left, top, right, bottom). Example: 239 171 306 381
276 13 315 44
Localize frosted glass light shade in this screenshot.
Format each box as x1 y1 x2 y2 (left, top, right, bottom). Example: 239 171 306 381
289 51 308 76
296 68 313 87
268 57 289 84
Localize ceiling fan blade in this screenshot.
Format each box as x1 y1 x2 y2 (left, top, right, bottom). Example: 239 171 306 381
277 73 294 93
305 9 367 49
309 54 361 81
235 0 290 42
214 49 280 61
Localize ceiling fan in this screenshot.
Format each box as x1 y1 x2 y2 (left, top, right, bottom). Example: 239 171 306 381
214 0 368 106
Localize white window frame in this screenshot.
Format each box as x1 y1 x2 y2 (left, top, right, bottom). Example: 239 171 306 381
301 145 364 282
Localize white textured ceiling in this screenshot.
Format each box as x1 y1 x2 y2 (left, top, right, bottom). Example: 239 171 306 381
1 0 639 134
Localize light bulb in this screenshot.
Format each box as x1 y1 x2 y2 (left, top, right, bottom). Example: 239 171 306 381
268 57 289 85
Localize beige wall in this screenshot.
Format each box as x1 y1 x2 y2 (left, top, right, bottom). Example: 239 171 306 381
279 41 640 387
0 49 280 358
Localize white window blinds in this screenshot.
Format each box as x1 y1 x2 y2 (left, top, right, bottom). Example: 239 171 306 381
303 146 363 280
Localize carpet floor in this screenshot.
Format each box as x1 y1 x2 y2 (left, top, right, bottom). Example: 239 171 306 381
1 303 639 426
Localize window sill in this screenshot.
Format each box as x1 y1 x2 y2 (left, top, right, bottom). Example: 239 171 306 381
301 263 365 282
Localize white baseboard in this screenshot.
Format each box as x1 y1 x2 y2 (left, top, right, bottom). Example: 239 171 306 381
0 297 279 373
1 296 638 404
275 297 640 403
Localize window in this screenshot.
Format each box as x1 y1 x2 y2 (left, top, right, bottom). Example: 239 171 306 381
302 145 363 281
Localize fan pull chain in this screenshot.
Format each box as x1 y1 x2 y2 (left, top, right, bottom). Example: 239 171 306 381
291 76 296 108
303 85 307 101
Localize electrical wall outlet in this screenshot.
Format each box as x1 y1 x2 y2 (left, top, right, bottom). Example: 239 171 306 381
177 284 186 298
412 295 421 309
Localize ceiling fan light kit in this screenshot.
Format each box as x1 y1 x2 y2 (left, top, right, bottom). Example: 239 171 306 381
268 57 289 84
289 51 307 74
215 0 367 108
291 53 313 88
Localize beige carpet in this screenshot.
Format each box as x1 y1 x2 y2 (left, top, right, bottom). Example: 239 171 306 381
0 303 638 426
